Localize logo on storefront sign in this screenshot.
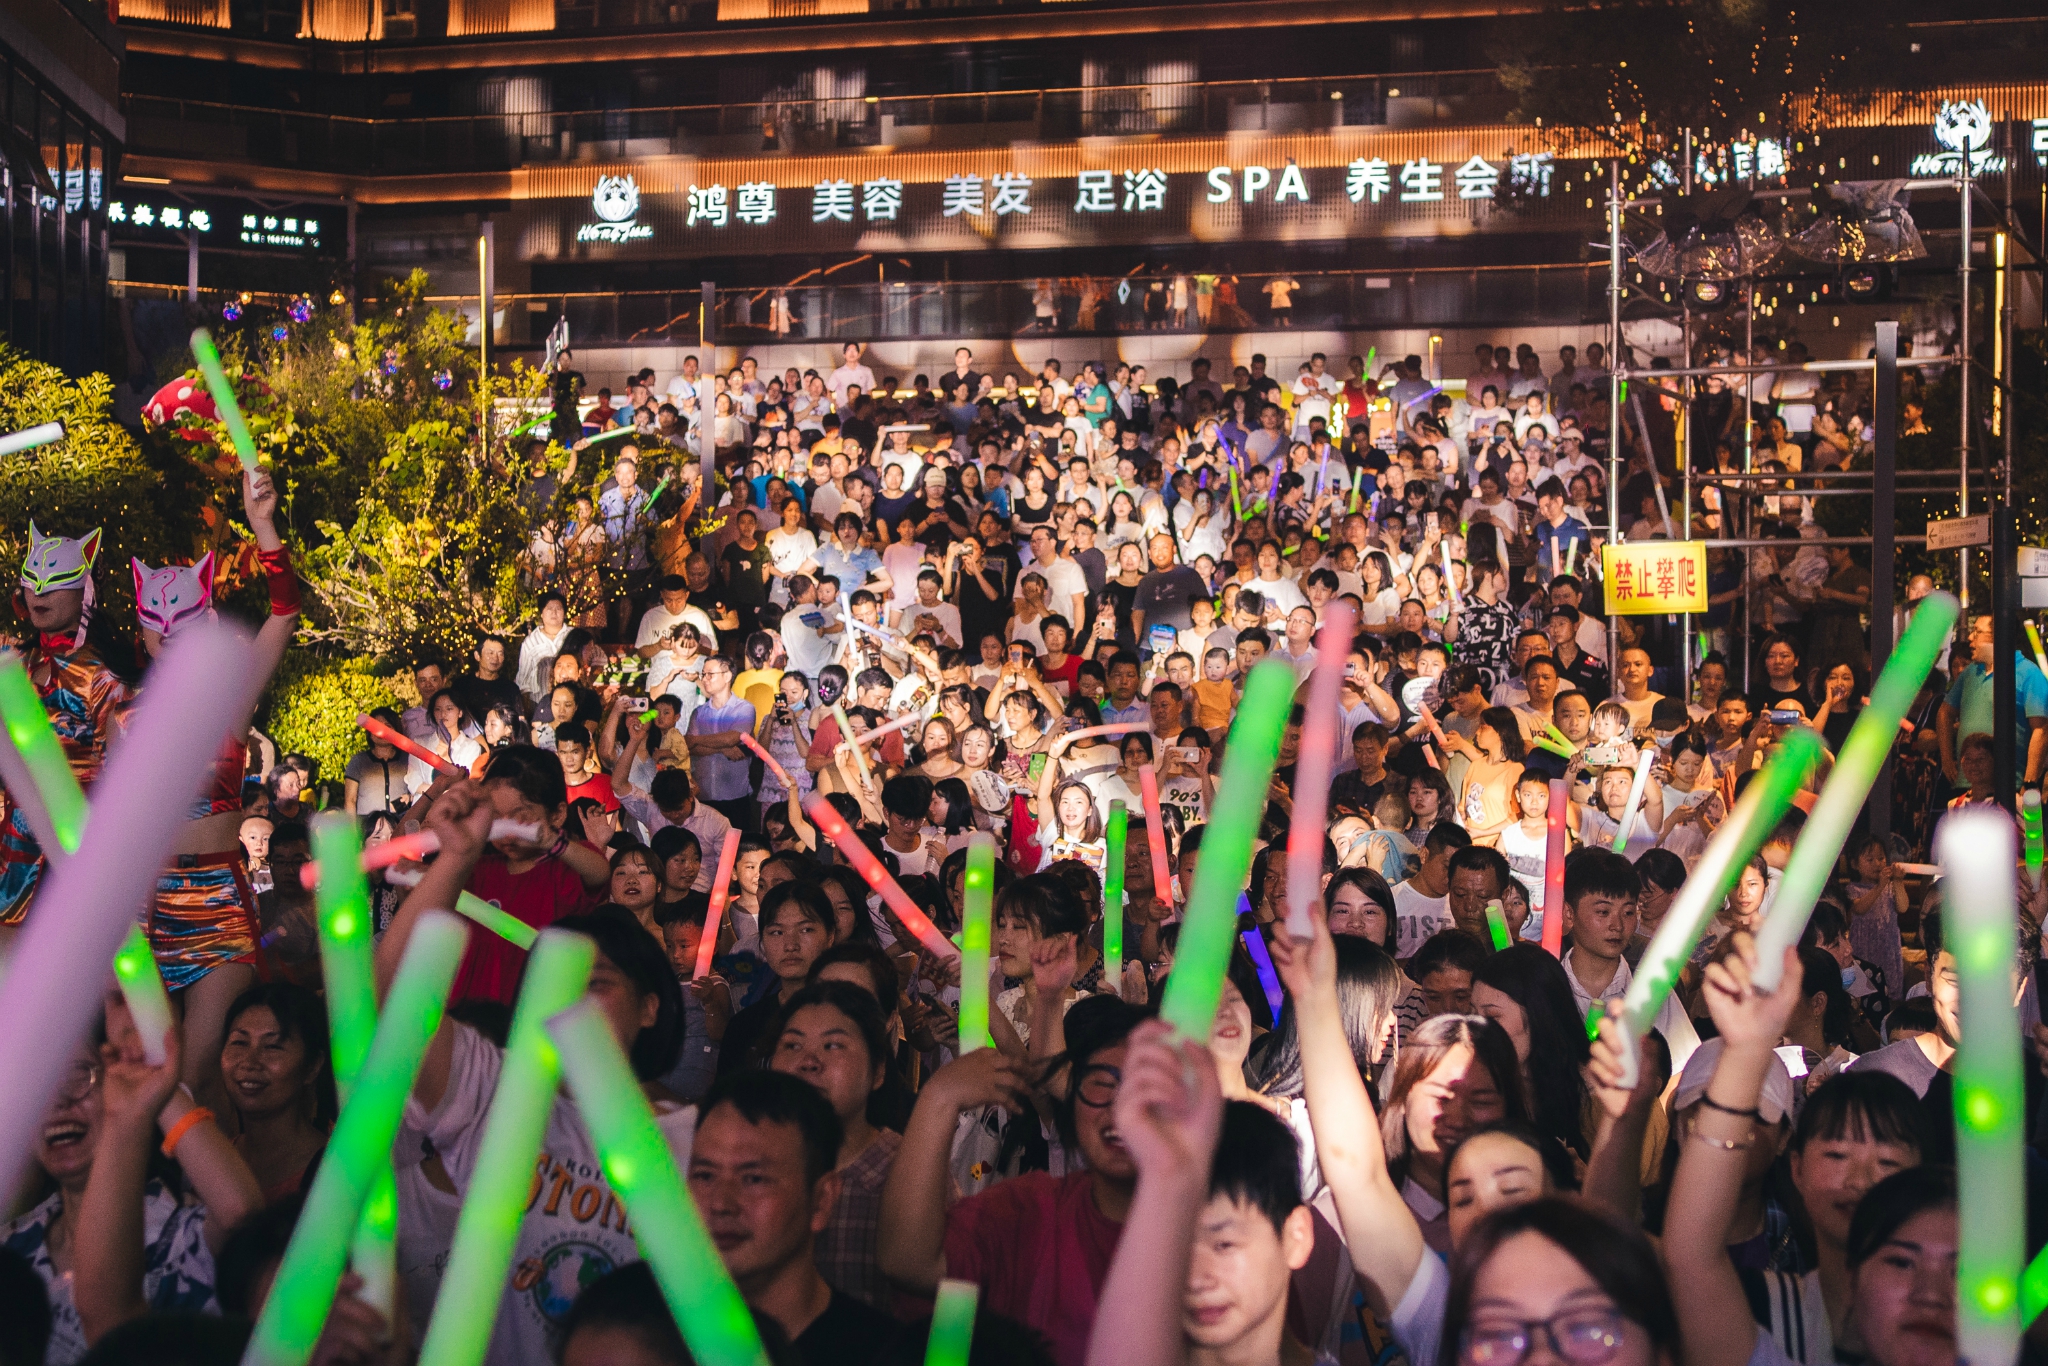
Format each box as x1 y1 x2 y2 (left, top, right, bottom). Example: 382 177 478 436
578 175 653 242
1915 100 2005 175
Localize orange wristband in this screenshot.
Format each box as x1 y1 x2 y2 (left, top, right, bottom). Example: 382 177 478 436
160 1107 215 1158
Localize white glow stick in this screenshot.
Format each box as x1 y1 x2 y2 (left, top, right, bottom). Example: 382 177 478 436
0 422 65 458
1442 540 1461 604
1611 749 1657 853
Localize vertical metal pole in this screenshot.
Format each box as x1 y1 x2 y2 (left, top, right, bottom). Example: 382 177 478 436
1870 321 1898 841
478 226 492 443
698 279 718 496
1742 284 1755 693
1958 162 1973 606
186 231 199 302
1607 159 1623 681
1680 300 1694 699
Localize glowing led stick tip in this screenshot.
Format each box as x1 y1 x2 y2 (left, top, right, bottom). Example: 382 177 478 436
957 835 996 1053
189 328 261 473
112 924 173 1066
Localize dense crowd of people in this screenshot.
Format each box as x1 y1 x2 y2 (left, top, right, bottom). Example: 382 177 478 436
0 329 2029 1366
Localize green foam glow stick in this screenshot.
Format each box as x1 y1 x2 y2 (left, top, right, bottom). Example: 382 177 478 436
2025 791 2044 891
957 835 995 1054
1749 593 1957 991
1103 801 1127 989
1939 809 2025 1363
310 813 398 1316
926 1280 980 1366
1484 899 1511 951
1607 728 1820 1089
417 930 595 1366
645 476 671 507
0 654 87 854
243 912 466 1366
112 924 174 1067
545 999 771 1366
509 415 553 440
2028 622 2048 679
584 426 638 447
189 328 260 473
384 865 540 949
1158 658 1296 1041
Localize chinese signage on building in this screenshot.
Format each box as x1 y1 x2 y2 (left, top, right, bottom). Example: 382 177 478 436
109 190 332 252
1602 542 1708 615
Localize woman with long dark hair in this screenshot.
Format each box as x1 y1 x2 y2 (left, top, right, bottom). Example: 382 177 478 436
1471 944 1594 1160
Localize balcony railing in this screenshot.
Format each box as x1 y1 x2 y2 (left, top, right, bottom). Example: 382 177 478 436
121 71 1503 174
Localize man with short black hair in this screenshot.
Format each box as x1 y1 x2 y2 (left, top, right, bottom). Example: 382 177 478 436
692 1071 895 1366
1445 844 1513 943
1391 823 1468 957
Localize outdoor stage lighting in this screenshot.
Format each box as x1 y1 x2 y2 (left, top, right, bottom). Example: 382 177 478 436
1845 268 1881 296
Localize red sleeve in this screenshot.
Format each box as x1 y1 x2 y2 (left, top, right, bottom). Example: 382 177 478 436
881 732 909 766
941 1172 1046 1292
808 718 842 760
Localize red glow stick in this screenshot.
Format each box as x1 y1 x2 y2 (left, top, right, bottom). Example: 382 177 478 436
1138 765 1176 912
1541 778 1568 956
1423 744 1441 770
1286 602 1355 938
802 793 960 962
694 830 741 979
356 712 464 777
739 732 793 790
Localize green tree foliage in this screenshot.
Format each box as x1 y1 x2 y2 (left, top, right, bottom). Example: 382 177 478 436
0 344 187 627
263 652 404 780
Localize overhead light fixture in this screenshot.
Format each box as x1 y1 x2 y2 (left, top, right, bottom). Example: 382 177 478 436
1845 268 1880 296
1330 91 1343 100
1387 87 1401 97
123 175 172 185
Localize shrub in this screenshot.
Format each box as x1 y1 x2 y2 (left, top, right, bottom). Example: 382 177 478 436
264 652 403 780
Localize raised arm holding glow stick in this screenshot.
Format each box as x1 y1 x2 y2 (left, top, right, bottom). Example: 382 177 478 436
1939 810 2025 1366
1748 592 1958 990
1158 659 1296 1041
1137 765 1176 912
0 652 88 854
1285 602 1355 937
957 835 996 1053
242 912 467 1366
356 712 465 777
379 865 540 949
830 702 875 792
112 923 174 1066
1607 728 1821 1088
1103 801 1127 990
739 731 795 790
310 812 399 1317
1052 722 1149 749
1541 778 1568 955
415 931 595 1366
546 1000 771 1366
188 328 260 473
851 711 923 749
0 421 65 458
802 792 960 961
1610 749 1657 853
0 621 256 1186
695 829 742 980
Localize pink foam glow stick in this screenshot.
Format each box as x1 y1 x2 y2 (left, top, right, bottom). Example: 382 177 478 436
1058 722 1149 748
851 712 923 748
1138 765 1176 911
802 793 960 962
1541 778 1568 955
1423 744 1441 770
0 620 259 1185
298 821 540 887
739 732 793 789
1286 602 1355 937
356 713 464 777
695 830 742 980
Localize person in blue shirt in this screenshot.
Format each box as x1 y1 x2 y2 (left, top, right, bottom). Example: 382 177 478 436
596 451 652 574
1532 477 1590 582
1938 612 2048 790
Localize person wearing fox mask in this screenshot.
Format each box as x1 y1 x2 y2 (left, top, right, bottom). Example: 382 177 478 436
132 467 302 1108
0 522 134 924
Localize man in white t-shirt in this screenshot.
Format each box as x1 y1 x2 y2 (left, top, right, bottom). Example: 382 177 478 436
636 574 719 654
826 341 876 411
1391 826 1460 958
1025 525 1089 628
896 568 963 651
662 354 702 404
1290 353 1341 437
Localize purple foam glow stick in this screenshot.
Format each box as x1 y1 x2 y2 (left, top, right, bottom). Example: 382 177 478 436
0 620 259 1183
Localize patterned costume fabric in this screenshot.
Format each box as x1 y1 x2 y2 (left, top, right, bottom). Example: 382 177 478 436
0 639 133 923
150 850 260 990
